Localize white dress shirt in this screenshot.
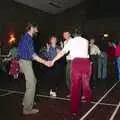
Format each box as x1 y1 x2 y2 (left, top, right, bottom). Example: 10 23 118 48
62 36 89 60
64 38 72 60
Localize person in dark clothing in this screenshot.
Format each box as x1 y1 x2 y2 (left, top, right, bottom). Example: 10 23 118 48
98 40 108 80
43 36 62 97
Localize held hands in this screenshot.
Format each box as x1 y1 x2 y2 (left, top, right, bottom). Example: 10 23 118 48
44 60 54 67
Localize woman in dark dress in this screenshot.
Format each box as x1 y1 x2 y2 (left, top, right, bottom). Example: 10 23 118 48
43 36 62 97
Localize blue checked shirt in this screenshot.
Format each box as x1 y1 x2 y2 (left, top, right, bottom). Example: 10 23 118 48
43 46 61 60
17 33 35 60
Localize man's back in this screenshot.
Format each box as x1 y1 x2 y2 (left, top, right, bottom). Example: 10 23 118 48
69 36 89 59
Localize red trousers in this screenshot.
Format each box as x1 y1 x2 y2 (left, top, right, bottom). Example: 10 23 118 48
70 58 92 114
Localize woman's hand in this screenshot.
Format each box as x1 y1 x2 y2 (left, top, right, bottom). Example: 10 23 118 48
44 61 54 67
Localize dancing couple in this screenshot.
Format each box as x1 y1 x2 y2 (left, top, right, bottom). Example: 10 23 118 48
18 23 92 120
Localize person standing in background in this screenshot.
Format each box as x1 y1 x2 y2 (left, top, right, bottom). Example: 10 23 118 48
63 32 72 95
17 22 49 115
90 38 101 88
4 43 19 79
98 40 108 80
107 41 116 80
113 41 120 81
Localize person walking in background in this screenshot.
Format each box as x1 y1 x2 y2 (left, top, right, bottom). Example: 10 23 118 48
63 31 72 96
107 41 116 80
98 40 108 80
89 38 101 88
17 22 49 115
48 29 92 120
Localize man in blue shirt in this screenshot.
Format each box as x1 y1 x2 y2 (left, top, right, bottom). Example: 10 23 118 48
18 22 48 115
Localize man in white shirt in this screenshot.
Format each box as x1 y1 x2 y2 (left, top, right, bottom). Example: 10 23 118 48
48 30 92 119
63 32 72 92
90 38 101 88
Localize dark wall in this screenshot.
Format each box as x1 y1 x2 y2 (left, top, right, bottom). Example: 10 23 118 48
1 0 120 46
0 1 55 46
55 3 86 36
85 0 120 19
55 0 120 40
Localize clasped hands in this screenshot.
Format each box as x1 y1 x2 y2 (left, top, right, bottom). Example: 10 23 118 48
44 60 54 67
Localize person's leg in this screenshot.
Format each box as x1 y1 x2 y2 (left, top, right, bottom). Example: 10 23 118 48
0 60 7 72
111 57 116 80
102 53 107 80
91 56 98 87
82 62 92 103
49 67 57 97
54 63 63 95
19 60 37 113
49 74 56 91
51 76 57 92
117 57 120 80
94 56 98 80
108 58 112 80
66 61 71 90
70 60 81 114
98 56 102 79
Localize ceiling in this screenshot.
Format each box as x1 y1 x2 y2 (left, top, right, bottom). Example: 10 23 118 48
14 0 84 14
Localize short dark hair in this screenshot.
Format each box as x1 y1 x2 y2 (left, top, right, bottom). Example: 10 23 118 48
63 31 71 34
25 22 38 31
72 27 81 37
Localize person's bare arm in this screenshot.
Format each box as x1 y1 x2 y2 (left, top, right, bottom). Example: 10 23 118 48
56 48 61 53
53 41 71 64
32 54 47 65
113 43 116 48
52 50 66 64
48 39 71 67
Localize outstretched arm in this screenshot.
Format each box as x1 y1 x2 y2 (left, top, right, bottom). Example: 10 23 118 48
52 50 66 64
52 42 70 65
48 39 71 67
32 54 49 66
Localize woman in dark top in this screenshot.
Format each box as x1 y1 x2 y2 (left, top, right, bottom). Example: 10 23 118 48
43 36 61 97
